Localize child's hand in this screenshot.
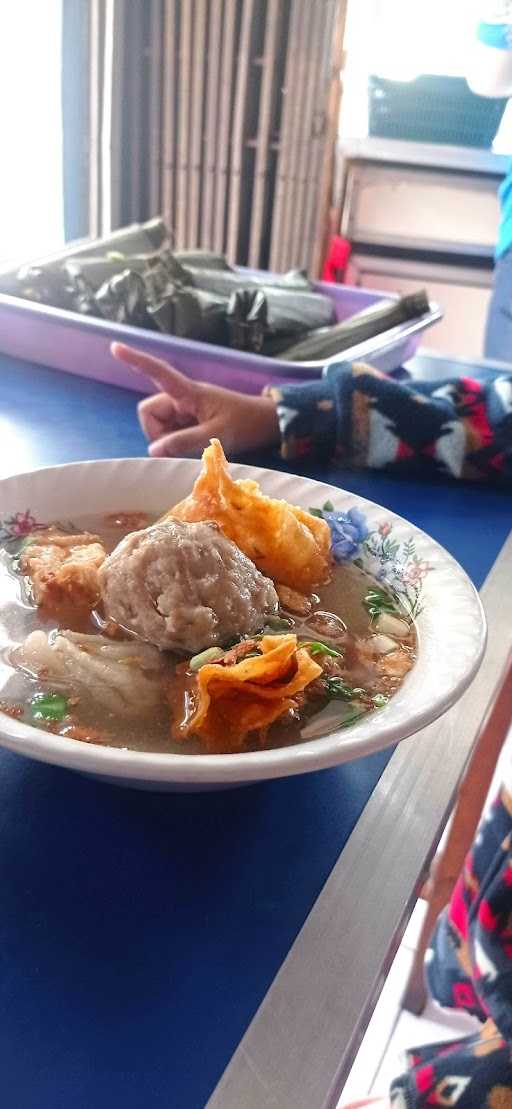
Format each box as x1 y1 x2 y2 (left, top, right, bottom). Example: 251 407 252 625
111 342 280 457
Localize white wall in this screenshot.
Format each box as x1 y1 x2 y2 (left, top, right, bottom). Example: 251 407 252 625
0 0 64 265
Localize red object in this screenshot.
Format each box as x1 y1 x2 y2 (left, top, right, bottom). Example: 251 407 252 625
414 1062 435 1094
478 898 499 931
321 235 352 283
460 376 494 448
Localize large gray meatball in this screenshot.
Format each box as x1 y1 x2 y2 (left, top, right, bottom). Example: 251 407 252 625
99 519 278 653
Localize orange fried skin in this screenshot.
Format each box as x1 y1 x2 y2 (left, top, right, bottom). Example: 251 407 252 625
21 531 107 610
164 439 331 592
171 634 322 753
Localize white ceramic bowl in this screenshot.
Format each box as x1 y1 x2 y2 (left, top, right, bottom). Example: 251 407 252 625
0 458 485 791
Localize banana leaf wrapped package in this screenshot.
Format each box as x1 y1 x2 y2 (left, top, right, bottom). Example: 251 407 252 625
182 266 315 296
94 271 156 329
173 249 233 271
147 286 229 344
15 265 74 310
227 289 267 352
3 216 432 365
226 286 336 353
279 291 431 361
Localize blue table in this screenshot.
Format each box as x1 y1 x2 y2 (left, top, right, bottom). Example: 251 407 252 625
0 353 511 1109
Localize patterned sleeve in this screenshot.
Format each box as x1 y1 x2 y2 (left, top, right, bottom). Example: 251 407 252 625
266 361 512 484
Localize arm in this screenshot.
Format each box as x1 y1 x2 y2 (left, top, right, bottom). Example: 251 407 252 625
111 344 512 485
110 342 280 457
269 361 512 483
466 3 512 97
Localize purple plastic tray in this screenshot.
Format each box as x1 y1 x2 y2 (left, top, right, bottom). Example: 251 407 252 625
0 276 441 397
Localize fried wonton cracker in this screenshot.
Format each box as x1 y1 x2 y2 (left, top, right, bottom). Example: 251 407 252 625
21 530 107 610
164 439 331 591
172 634 322 752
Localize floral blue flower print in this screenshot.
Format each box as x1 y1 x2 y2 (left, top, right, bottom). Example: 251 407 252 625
310 499 431 617
323 507 369 562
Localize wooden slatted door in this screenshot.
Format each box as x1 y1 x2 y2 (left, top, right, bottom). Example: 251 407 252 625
91 0 346 273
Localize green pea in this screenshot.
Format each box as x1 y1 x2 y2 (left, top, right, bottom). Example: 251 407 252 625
30 692 68 722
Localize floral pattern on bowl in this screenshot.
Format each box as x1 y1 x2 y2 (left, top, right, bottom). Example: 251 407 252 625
2 501 432 622
313 501 433 620
0 511 76 559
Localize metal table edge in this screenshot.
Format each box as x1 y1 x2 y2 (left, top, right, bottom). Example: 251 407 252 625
206 531 512 1109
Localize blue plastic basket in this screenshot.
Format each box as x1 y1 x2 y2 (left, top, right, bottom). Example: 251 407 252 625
368 74 507 149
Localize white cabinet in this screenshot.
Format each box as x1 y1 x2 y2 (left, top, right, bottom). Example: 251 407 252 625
343 164 501 255
352 254 493 360
339 141 505 360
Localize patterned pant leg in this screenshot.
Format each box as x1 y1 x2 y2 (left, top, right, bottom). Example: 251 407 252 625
389 784 512 1105
390 1023 512 1107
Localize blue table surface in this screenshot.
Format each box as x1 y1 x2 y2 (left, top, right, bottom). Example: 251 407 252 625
0 354 510 1109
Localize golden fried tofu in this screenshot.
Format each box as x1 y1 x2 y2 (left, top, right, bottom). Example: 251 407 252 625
21 531 106 610
172 634 322 752
165 439 331 591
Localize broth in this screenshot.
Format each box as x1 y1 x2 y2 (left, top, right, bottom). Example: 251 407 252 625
0 512 416 754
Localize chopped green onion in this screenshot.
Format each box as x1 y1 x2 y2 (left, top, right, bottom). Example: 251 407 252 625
324 677 365 701
264 616 294 632
363 587 399 622
308 507 323 519
372 693 389 708
302 641 341 658
189 647 224 671
30 692 68 722
323 499 334 512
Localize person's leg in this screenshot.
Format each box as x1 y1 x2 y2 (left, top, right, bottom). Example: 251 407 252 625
390 1022 512 1107
341 779 512 1108
484 249 512 362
